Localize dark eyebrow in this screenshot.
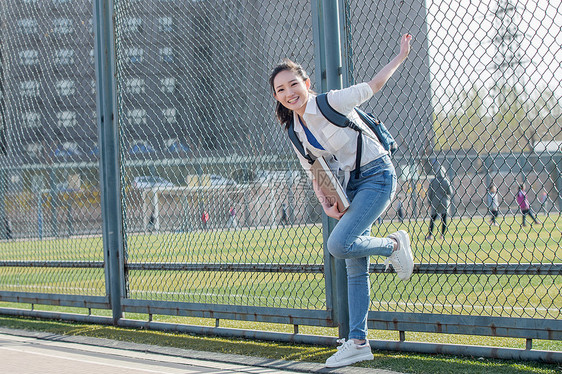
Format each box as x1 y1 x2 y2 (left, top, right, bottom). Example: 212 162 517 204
275 78 298 91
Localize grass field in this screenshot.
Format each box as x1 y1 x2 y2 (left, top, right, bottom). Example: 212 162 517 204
0 213 560 317
0 213 560 373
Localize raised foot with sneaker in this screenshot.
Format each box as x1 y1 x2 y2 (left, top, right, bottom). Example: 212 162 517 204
325 339 374 368
385 230 414 281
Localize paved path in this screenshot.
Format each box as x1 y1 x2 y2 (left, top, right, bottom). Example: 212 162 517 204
1 332 292 374
0 329 402 374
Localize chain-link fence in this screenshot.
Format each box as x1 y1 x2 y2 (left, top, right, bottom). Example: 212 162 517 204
0 0 105 298
343 0 562 322
0 0 560 361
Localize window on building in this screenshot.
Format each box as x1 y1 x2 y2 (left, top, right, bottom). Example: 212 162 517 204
125 48 144 63
162 108 177 124
127 109 147 125
53 18 73 34
57 111 77 128
23 112 41 128
125 78 145 94
159 47 174 63
19 50 39 65
18 19 39 34
56 80 75 96
55 49 75 65
166 138 190 154
123 18 142 33
60 142 81 156
20 81 40 97
160 77 176 93
129 140 155 155
26 143 43 158
158 17 173 32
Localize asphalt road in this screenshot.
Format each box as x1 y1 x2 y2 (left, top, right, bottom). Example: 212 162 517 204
0 329 401 374
0 332 300 374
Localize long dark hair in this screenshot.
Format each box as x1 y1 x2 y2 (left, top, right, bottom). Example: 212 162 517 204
269 59 312 129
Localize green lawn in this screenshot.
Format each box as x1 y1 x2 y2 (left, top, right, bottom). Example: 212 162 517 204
0 214 559 315
0 214 560 372
0 315 560 374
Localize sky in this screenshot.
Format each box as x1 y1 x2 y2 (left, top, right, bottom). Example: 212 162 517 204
424 0 562 107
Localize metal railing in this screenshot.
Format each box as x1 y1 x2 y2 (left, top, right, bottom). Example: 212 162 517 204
0 0 560 363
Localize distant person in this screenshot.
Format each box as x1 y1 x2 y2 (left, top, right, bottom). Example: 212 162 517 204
4 217 12 240
227 206 237 228
426 165 452 240
397 198 404 223
147 213 155 231
486 184 499 226
516 184 539 227
201 210 210 230
280 203 289 226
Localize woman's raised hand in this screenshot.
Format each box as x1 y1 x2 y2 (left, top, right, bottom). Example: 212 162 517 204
399 33 412 61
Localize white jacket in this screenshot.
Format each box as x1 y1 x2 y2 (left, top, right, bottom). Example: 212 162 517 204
291 82 388 186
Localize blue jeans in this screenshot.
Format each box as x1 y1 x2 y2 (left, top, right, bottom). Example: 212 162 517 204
326 155 397 340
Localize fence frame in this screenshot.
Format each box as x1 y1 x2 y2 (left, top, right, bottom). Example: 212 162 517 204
0 0 561 364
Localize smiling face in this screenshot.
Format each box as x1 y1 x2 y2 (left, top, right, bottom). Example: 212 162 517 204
272 69 311 116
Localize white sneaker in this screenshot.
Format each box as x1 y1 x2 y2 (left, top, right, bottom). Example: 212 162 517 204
325 339 374 368
385 230 414 281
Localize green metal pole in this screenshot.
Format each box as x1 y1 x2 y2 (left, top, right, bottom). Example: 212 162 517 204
0 169 6 239
93 0 124 324
317 0 349 339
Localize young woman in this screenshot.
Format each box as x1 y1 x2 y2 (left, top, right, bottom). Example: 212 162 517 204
516 184 539 226
269 34 414 368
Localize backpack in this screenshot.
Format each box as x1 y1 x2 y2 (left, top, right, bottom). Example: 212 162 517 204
287 93 397 179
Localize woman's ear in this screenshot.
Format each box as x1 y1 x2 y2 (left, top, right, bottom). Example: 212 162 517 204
305 78 311 90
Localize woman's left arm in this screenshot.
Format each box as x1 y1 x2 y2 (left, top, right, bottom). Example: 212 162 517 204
313 178 345 220
367 33 412 94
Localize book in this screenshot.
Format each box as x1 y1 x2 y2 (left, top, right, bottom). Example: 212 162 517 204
310 157 350 213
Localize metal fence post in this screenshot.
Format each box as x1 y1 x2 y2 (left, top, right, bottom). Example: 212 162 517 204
555 154 562 211
0 169 6 240
93 0 125 324
313 0 349 339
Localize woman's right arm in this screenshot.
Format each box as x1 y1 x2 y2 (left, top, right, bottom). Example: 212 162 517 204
326 33 412 114
367 33 412 94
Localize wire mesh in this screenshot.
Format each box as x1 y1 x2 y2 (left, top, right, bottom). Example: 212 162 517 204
346 0 561 319
0 0 104 296
113 0 326 309
0 0 560 331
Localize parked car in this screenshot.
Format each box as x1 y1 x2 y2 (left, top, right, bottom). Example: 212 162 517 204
209 174 236 186
133 176 175 189
256 170 301 184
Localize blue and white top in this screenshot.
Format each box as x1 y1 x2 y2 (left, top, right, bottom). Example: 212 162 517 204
291 82 388 186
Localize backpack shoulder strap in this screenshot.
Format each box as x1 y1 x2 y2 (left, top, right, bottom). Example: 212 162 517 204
315 93 363 179
287 119 315 164
315 93 352 128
